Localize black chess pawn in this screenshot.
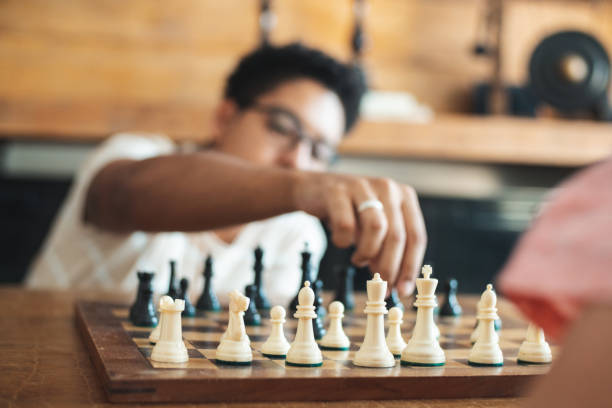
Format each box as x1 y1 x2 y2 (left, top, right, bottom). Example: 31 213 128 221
243 284 261 326
289 243 315 314
196 256 221 312
166 260 179 299
333 265 355 311
312 279 326 319
178 278 196 317
252 246 271 310
384 288 404 311
129 271 158 327
439 278 462 317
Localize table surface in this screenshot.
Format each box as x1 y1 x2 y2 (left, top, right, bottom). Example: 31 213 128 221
0 286 528 408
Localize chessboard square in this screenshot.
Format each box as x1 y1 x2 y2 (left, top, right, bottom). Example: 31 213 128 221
132 337 153 348
191 340 220 349
322 350 353 361
183 332 222 342
321 360 348 370
122 322 151 332
499 339 519 349
444 359 465 368
112 308 129 318
187 348 204 358
198 349 218 360
343 326 364 336
249 341 265 352
245 326 268 336
250 351 269 361
444 348 469 360
148 357 217 370
182 325 225 334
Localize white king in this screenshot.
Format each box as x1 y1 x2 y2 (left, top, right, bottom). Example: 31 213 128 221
401 265 445 366
353 273 395 368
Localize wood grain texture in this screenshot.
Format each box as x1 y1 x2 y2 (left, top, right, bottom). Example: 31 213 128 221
74 293 552 403
0 287 528 407
2 0 612 165
340 114 612 166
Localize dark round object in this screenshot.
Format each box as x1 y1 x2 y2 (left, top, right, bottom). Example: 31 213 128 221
529 31 610 112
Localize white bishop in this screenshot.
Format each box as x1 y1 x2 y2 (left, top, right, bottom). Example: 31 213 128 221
468 284 503 366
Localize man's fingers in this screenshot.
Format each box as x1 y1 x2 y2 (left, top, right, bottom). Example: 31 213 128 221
396 186 427 297
350 180 388 266
325 184 356 248
368 180 405 287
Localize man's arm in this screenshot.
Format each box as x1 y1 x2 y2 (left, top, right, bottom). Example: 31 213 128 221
84 151 426 296
84 151 297 232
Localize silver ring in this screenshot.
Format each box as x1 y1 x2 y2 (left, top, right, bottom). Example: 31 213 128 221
358 199 384 212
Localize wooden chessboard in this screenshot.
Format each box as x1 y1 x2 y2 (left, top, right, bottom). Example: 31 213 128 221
75 295 554 403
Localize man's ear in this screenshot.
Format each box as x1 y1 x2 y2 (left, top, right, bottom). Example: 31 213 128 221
210 99 239 143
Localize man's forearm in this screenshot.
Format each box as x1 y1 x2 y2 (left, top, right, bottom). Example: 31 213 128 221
85 151 301 232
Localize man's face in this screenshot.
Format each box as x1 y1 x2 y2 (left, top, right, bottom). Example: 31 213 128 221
212 78 345 171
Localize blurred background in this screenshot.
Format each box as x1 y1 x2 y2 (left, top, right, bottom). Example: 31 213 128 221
1 0 612 292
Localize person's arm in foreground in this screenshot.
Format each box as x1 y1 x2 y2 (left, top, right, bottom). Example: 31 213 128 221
85 152 426 295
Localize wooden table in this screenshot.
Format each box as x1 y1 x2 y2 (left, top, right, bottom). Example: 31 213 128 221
0 287 527 407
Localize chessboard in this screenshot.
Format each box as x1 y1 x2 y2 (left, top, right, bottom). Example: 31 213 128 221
76 294 555 403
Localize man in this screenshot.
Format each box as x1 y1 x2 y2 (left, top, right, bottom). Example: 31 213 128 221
27 43 426 306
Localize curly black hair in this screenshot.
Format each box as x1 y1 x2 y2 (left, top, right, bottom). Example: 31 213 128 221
224 43 367 133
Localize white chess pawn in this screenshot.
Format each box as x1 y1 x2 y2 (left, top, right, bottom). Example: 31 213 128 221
386 307 407 357
401 265 445 366
151 298 189 363
517 323 552 364
468 284 503 366
261 305 290 358
286 281 323 367
149 295 173 344
354 273 396 368
216 290 252 365
319 301 350 350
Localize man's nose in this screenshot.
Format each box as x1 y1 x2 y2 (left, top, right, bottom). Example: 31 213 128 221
276 142 311 169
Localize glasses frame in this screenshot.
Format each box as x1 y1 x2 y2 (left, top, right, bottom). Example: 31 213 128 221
250 103 338 165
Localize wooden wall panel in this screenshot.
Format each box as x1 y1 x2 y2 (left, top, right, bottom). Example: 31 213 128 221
0 0 611 142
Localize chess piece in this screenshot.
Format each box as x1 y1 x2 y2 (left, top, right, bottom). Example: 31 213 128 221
401 265 445 366
196 256 221 312
319 301 350 350
151 298 189 363
149 295 173 344
178 278 196 317
216 290 252 365
252 246 271 310
517 323 552 364
385 288 404 311
261 305 290 358
334 265 355 311
286 281 323 367
165 260 179 299
129 271 158 327
471 301 501 344
386 306 407 358
354 273 395 368
439 278 462 317
468 284 503 366
313 279 327 319
289 243 315 315
243 284 262 326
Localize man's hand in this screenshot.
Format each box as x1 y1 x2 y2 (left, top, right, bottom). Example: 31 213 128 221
294 172 427 296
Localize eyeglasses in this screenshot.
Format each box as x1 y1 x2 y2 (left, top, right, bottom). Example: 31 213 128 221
251 104 337 164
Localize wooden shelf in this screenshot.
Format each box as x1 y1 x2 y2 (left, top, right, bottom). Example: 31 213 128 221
343 114 612 167
1 104 611 167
